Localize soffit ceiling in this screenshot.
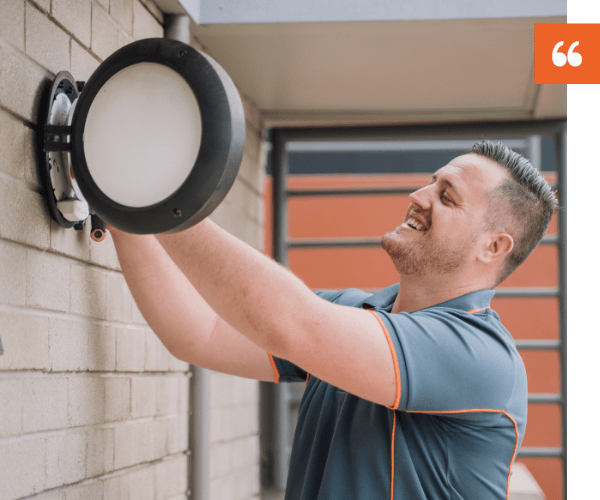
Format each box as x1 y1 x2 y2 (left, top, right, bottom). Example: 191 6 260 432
188 17 566 128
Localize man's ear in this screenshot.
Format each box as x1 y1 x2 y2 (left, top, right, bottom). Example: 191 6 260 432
478 232 514 265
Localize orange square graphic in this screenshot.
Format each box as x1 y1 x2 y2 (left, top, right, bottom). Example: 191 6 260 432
535 23 600 84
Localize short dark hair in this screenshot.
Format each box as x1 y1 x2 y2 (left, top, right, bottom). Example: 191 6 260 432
471 140 559 286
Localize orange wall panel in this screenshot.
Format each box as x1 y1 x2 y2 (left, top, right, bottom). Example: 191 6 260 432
522 404 562 448
288 247 397 290
518 458 562 500
520 351 561 393
490 298 559 340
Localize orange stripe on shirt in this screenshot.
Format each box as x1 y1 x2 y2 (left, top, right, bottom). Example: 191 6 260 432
367 309 401 410
268 353 280 384
468 307 489 314
407 408 519 500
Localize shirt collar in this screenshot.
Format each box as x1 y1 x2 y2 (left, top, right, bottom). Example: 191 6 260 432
362 284 495 313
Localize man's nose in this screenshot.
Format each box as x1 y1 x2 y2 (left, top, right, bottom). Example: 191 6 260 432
408 185 432 210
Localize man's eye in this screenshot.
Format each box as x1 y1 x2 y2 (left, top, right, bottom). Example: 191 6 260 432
441 191 452 204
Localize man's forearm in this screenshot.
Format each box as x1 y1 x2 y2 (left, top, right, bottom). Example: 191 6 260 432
155 219 320 357
110 229 219 360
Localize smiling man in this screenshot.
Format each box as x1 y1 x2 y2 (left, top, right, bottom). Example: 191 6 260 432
109 140 558 499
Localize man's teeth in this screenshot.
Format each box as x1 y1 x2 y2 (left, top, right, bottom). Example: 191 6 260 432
406 217 426 231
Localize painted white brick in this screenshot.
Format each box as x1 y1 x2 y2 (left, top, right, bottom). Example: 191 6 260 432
25 3 71 74
0 0 24 50
49 318 115 372
0 311 49 370
0 42 52 122
234 468 258 500
179 375 190 413
45 430 87 488
30 0 50 12
86 426 115 477
169 354 189 373
0 177 51 250
155 455 188 500
167 414 189 455
71 40 100 81
209 477 235 500
133 0 162 41
104 376 131 421
26 249 71 312
0 109 29 181
129 465 156 500
0 378 23 437
52 0 92 47
91 3 119 60
210 372 233 409
0 240 27 306
103 473 129 500
49 318 87 371
33 490 66 500
114 420 147 469
131 375 157 418
119 27 134 49
70 263 107 319
116 327 146 371
65 481 104 500
106 273 133 322
0 437 46 499
149 418 169 462
68 376 105 427
23 376 68 432
110 0 134 34
156 375 179 416
145 331 171 372
49 220 93 263
88 322 117 371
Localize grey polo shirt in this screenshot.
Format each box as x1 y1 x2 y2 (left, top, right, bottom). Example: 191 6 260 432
269 284 527 500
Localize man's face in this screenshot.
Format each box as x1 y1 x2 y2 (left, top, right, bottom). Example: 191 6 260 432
381 153 507 277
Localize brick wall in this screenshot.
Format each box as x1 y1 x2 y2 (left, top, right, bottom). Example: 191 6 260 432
0 1 266 499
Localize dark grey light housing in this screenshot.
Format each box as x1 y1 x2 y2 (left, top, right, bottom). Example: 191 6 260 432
43 38 245 235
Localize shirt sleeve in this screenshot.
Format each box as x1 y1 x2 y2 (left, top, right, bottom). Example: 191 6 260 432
372 308 520 419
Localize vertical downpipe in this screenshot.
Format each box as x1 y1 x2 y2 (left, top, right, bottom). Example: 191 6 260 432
555 125 567 500
164 14 210 500
271 130 291 489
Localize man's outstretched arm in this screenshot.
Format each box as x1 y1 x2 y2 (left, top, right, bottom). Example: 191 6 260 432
156 219 398 408
109 228 276 381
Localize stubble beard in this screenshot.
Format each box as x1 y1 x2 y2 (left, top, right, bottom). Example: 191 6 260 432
381 228 471 277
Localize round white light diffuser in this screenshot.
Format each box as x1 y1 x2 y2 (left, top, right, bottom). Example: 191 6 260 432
83 62 202 208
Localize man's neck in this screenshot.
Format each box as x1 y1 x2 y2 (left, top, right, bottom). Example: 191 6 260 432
390 273 489 314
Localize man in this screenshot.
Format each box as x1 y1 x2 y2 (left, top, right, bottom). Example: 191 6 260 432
108 140 558 499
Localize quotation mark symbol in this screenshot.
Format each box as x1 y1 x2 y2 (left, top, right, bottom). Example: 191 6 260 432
552 41 582 67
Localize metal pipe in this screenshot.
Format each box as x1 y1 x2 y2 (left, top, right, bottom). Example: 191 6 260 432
556 125 567 498
164 14 190 44
271 129 292 490
164 16 209 500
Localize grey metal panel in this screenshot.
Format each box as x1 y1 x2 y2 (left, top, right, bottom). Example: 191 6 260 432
197 0 566 24
277 120 567 143
528 393 562 404
287 235 558 249
515 340 560 350
517 447 563 458
286 139 527 153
